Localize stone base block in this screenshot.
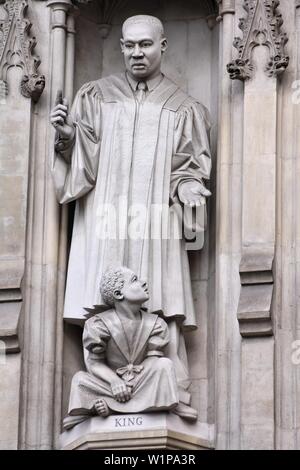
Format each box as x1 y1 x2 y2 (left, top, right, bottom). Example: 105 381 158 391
60 413 215 450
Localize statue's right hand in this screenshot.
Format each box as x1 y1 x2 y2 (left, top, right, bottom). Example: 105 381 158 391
50 96 75 141
111 378 131 403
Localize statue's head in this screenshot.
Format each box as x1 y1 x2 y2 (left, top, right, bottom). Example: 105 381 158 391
100 266 149 308
120 15 168 81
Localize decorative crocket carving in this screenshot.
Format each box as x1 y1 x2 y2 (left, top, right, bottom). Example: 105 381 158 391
0 0 45 102
227 0 289 80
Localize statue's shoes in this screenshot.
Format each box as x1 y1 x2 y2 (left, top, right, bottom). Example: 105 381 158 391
94 398 110 417
171 402 198 421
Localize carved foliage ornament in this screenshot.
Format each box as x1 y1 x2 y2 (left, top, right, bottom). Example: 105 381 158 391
0 0 45 102
227 0 289 80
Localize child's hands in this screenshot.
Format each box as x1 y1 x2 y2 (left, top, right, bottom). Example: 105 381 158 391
111 377 132 402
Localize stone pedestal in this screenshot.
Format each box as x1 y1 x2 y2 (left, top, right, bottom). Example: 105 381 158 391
60 414 215 450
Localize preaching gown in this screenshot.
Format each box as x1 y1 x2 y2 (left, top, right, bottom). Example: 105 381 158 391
52 73 211 328
67 310 178 415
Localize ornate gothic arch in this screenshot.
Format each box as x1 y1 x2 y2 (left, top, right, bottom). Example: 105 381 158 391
73 0 219 30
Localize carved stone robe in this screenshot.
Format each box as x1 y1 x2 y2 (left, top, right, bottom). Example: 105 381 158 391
52 73 211 327
67 310 178 416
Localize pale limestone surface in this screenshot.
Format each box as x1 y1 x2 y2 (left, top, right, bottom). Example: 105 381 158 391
60 413 215 450
241 338 275 450
0 355 20 449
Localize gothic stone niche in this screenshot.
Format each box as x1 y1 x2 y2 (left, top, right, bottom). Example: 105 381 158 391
0 0 45 102
227 0 289 80
72 0 219 36
53 9 215 449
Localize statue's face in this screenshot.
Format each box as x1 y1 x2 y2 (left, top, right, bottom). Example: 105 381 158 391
117 269 149 305
121 22 167 80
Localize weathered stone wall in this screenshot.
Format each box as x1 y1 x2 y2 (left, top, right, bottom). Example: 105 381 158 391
215 0 300 450
0 0 52 449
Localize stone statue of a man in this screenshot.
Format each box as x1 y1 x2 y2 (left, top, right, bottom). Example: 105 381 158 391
51 15 211 421
64 267 180 430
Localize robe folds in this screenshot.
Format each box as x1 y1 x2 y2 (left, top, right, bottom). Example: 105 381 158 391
52 73 211 327
67 310 178 415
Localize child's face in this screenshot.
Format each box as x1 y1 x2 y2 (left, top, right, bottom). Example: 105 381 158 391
120 269 149 305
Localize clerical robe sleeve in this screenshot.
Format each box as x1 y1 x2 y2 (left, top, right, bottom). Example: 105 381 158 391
147 317 169 358
170 101 212 201
83 315 110 360
51 81 102 204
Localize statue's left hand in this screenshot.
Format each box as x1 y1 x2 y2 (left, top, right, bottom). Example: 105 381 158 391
178 180 211 207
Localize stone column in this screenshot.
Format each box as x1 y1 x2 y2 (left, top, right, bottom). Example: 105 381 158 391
239 54 277 450
54 3 78 447
65 9 77 102
215 0 243 450
19 0 74 449
0 0 46 449
226 0 290 450
274 0 300 450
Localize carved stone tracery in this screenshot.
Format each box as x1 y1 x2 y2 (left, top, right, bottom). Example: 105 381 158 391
227 0 289 80
0 0 45 101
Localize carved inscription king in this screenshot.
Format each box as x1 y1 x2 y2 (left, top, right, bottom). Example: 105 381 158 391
115 416 143 428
